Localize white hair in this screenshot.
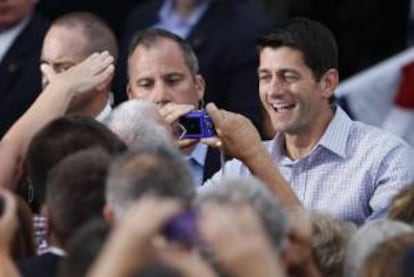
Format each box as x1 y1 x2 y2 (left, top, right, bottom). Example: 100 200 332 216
344 219 414 277
196 176 288 250
105 99 171 150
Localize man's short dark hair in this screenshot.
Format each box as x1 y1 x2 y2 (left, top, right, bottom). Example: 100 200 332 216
128 28 199 76
52 12 118 60
46 148 112 248
257 17 338 81
26 115 126 213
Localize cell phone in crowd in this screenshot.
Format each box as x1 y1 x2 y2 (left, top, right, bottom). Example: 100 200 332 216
162 209 201 248
178 110 216 139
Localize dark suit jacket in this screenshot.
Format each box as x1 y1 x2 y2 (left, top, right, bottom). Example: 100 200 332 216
289 0 410 79
203 146 222 182
114 0 272 132
0 14 49 137
18 252 62 277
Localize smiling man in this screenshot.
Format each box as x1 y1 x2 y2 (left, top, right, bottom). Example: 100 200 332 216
203 18 414 225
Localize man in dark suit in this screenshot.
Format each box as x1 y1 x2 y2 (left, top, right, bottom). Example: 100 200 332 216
0 1 49 137
114 0 273 135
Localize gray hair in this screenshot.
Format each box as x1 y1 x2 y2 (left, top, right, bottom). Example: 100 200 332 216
196 176 288 250
307 211 357 277
106 143 195 220
105 99 171 150
344 219 414 277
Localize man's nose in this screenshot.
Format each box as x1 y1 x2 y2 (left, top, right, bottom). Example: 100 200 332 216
151 82 171 106
268 78 285 97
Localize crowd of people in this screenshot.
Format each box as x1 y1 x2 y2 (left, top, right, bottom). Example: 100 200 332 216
1 0 414 276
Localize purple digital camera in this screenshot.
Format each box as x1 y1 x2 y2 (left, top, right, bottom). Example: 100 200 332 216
179 110 216 139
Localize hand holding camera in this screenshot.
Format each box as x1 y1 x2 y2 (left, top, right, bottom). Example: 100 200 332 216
178 110 216 139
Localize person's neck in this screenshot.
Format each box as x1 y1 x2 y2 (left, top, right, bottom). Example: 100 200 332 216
74 91 108 118
89 93 108 118
174 0 203 19
284 108 334 160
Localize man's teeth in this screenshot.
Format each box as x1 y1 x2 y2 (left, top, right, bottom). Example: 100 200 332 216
272 104 294 111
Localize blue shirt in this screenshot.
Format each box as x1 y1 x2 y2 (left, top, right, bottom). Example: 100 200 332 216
154 0 210 39
186 143 208 187
202 107 414 225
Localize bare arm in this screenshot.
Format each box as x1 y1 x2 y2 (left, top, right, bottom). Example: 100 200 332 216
0 52 114 188
203 103 302 209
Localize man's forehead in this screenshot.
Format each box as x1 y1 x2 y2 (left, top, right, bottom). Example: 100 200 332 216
42 25 89 63
129 42 190 74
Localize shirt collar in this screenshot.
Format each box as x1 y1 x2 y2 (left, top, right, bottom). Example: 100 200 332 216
44 246 66 257
158 0 210 35
317 106 352 158
271 106 352 160
188 143 208 167
95 97 113 122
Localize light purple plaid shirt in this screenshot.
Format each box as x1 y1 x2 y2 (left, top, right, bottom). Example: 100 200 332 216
202 107 414 225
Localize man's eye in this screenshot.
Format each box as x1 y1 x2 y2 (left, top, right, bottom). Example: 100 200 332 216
284 74 298 82
138 80 153 88
54 64 73 73
259 75 271 82
166 75 182 85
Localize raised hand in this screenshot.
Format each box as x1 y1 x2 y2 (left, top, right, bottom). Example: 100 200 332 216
41 51 114 97
199 202 285 277
158 103 198 152
202 102 264 161
88 196 182 277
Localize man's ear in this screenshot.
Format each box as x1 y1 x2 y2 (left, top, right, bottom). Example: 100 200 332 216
195 74 205 100
102 204 115 224
126 83 133 100
319 68 339 100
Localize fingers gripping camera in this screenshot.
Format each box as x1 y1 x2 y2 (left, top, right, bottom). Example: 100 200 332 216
178 110 216 139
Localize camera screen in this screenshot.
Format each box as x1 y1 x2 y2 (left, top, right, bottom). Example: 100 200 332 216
180 117 202 135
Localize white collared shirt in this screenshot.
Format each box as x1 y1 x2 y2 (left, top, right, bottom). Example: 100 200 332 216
95 100 112 122
186 143 208 187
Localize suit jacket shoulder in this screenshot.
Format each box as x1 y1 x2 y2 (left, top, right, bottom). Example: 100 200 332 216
0 14 50 136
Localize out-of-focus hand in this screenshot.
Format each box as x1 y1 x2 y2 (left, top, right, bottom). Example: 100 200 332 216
202 103 265 161
0 189 18 253
41 51 114 97
199 202 285 277
158 103 199 151
159 246 217 277
282 211 318 277
88 196 182 277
